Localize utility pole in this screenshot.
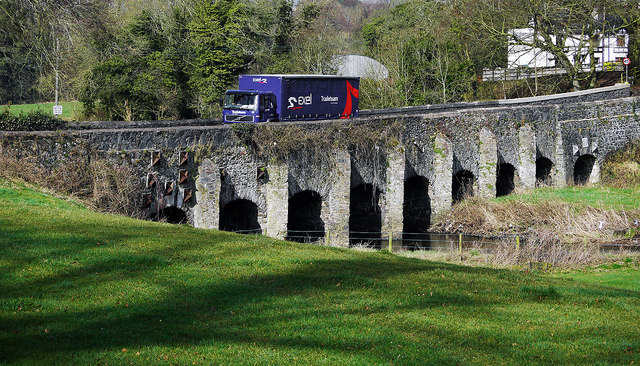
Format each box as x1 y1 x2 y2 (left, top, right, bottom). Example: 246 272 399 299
55 38 59 106
53 38 62 117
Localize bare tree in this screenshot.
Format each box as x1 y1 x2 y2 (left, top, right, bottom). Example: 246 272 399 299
458 0 639 90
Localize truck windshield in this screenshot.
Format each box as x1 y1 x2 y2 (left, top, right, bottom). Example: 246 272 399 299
224 93 258 111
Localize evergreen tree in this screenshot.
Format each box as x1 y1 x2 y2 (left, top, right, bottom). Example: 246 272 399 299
188 0 250 118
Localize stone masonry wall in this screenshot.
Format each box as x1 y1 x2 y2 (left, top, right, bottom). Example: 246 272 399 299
2 89 639 246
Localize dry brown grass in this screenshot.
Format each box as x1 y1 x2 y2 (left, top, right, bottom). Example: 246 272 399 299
402 240 640 270
0 140 143 218
429 196 638 268
89 160 143 218
432 196 631 243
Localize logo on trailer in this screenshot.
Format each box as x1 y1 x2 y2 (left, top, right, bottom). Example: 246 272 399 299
288 93 313 110
322 96 339 103
253 78 267 84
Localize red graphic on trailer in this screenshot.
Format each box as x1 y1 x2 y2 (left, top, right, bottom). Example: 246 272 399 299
341 81 359 119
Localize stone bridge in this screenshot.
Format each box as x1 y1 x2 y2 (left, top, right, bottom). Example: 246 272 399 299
2 85 639 247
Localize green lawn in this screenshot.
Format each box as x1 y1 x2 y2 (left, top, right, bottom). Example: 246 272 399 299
1 101 82 121
555 265 640 292
495 186 640 211
1 179 639 365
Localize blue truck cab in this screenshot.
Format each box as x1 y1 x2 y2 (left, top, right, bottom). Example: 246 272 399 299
223 74 360 123
223 90 277 123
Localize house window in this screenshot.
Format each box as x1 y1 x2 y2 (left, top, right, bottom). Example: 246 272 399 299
617 35 626 47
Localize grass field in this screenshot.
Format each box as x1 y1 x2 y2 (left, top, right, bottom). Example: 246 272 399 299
555 264 640 291
1 101 82 121
495 186 640 211
1 179 639 365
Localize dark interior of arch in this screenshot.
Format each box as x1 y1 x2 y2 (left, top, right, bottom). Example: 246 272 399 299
496 163 515 197
452 170 474 204
403 176 431 249
536 157 553 186
154 206 187 224
349 183 382 248
219 199 261 234
574 154 595 185
286 190 325 243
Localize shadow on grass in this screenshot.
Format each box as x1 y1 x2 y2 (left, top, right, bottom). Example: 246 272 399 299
1 217 640 364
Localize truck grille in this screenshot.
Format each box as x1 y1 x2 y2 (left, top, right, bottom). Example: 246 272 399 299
225 115 254 123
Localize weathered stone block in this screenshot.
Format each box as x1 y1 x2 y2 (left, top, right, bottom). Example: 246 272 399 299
327 150 351 247
553 121 567 188
264 162 288 239
517 124 536 189
478 128 497 198
381 147 405 241
430 134 452 220
193 159 221 229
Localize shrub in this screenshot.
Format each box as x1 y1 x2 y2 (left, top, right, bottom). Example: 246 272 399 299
0 140 143 218
602 139 640 187
0 108 64 131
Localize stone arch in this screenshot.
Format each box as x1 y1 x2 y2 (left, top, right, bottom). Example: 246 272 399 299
286 190 325 243
536 157 553 186
496 163 515 197
452 170 474 204
219 199 261 234
349 183 382 248
574 154 596 185
403 176 431 248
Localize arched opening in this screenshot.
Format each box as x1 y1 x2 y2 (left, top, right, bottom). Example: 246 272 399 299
496 163 515 197
151 206 188 224
219 199 261 234
452 170 474 204
574 154 595 185
349 184 382 248
160 207 187 224
536 157 553 186
403 176 431 249
286 190 325 243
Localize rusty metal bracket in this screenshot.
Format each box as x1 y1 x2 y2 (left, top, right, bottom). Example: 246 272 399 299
146 173 157 188
183 188 193 203
179 169 189 184
151 151 162 166
179 151 189 166
164 181 175 196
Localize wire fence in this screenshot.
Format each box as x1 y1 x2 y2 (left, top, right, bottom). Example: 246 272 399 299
225 228 264 235
481 64 625 82
221 228 640 254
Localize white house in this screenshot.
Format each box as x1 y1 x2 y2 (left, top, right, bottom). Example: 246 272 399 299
508 28 629 69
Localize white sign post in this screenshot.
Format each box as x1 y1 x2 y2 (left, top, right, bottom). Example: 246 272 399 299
623 57 631 84
53 105 63 116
